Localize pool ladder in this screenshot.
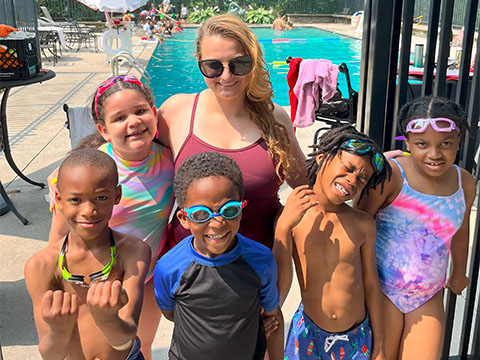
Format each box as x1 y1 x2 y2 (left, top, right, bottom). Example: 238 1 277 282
111 51 151 87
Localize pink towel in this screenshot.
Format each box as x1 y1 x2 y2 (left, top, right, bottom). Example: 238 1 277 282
293 59 339 128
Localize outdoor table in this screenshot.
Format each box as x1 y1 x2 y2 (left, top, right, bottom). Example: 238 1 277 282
0 69 56 224
38 26 67 48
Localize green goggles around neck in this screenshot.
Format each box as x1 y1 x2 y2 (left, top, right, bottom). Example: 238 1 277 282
58 230 116 287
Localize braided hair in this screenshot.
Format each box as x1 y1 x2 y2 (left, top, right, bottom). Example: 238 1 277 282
307 125 391 199
398 96 468 138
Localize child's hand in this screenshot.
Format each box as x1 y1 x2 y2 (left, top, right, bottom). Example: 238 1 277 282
445 273 470 295
260 306 279 338
87 280 129 323
383 149 409 159
41 290 79 334
47 168 59 211
278 185 318 230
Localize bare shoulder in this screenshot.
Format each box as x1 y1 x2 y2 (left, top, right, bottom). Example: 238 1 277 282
272 102 292 127
160 93 196 115
460 167 476 205
343 205 376 233
158 93 197 125
24 246 59 288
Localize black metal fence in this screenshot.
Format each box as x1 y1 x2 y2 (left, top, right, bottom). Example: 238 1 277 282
37 0 105 21
358 0 479 357
1 0 38 32
414 0 480 28
36 0 357 19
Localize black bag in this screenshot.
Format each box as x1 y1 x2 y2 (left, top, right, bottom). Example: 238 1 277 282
316 88 350 118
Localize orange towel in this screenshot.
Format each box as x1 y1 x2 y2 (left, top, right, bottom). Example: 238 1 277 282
0 24 19 38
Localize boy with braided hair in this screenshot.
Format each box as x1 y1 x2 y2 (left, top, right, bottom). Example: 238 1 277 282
274 125 390 360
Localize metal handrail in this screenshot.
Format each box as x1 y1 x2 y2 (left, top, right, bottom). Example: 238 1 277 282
111 51 151 87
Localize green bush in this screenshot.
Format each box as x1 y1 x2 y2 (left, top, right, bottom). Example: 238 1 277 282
244 7 274 24
188 6 221 24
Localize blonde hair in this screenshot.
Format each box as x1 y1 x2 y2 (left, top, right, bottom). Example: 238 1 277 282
195 14 292 180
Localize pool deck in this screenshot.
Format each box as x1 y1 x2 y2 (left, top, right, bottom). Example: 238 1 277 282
0 25 476 360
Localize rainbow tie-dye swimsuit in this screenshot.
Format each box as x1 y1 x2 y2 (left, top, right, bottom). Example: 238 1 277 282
99 142 174 280
375 159 465 313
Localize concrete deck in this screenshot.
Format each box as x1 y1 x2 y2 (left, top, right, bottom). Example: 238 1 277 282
0 25 477 360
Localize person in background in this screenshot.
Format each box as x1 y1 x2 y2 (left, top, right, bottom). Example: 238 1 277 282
272 14 286 31
143 16 153 40
181 3 188 24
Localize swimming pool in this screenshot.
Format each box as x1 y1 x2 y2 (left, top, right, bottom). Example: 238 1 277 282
147 27 362 106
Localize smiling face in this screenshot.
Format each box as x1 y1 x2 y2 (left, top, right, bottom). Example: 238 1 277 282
315 151 374 206
177 175 242 258
56 165 121 240
405 126 461 177
96 89 157 161
198 35 251 101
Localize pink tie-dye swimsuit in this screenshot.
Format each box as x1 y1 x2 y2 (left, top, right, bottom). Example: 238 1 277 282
375 159 465 313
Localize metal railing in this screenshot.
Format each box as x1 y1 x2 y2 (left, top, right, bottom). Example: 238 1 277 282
358 1 479 357
111 51 151 87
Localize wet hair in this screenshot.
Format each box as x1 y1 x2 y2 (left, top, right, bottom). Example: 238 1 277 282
398 96 468 137
306 125 391 198
174 152 244 207
58 148 118 189
195 14 292 181
91 76 155 126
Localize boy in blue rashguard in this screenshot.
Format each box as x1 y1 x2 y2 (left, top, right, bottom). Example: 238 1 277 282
153 152 284 360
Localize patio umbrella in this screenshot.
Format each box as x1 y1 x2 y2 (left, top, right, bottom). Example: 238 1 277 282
76 0 148 13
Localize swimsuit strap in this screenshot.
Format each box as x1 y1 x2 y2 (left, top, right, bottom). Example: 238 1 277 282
188 93 200 136
392 158 406 181
454 164 463 190
393 158 463 190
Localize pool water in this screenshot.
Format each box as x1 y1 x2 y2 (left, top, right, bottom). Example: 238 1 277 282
147 27 362 106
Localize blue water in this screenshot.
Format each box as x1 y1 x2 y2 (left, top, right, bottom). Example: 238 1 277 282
147 27 362 106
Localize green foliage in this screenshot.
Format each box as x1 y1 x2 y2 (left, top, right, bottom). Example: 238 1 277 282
188 6 221 24
244 7 274 24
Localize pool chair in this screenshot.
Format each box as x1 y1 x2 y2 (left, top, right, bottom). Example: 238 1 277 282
313 63 358 144
63 104 97 149
287 57 358 144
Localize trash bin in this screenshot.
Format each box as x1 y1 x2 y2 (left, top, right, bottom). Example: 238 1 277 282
414 44 424 68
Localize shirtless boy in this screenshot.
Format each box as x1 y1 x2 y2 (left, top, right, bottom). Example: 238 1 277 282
25 148 151 360
274 126 390 360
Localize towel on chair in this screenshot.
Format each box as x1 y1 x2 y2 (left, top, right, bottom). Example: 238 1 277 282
287 57 303 127
293 59 339 128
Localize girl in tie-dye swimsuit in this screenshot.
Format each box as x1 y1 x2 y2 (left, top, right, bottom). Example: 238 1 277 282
356 97 476 360
49 76 174 360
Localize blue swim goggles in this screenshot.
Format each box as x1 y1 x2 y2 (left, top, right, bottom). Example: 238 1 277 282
181 200 247 223
341 139 385 173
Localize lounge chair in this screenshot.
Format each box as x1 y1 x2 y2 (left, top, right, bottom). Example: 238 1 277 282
63 104 97 149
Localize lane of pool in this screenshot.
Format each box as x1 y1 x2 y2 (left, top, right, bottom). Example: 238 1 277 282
147 27 362 106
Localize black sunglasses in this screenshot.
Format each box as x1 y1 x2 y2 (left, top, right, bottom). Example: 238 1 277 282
198 55 253 78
